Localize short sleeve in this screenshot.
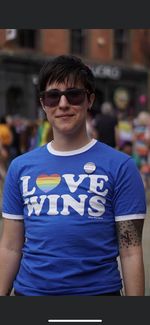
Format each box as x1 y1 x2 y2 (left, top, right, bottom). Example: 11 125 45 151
2 159 24 219
113 158 146 221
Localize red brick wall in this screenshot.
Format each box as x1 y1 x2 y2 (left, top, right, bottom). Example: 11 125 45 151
88 29 113 62
41 29 69 56
0 28 148 66
40 29 113 62
0 29 6 47
130 29 145 65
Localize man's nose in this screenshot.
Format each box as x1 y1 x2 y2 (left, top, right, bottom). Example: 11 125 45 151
58 94 69 107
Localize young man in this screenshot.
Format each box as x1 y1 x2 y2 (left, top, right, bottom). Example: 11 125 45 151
0 55 146 296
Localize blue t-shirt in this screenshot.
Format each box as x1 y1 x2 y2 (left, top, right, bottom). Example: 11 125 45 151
2 139 146 295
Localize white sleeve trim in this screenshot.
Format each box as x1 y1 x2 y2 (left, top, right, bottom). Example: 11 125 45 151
115 213 146 221
2 213 24 220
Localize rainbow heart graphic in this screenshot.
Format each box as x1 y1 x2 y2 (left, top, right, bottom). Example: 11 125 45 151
36 174 61 193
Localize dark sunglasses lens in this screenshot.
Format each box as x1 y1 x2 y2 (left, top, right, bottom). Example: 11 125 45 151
67 89 86 105
41 89 86 107
43 91 60 107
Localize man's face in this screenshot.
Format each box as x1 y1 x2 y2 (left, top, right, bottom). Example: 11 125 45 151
41 81 95 137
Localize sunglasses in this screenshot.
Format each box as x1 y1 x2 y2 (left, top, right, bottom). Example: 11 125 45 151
40 88 90 107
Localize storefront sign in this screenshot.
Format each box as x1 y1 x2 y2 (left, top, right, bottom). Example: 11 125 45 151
89 64 121 80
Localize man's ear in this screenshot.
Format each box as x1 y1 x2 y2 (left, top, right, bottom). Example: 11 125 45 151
88 93 95 109
40 98 46 112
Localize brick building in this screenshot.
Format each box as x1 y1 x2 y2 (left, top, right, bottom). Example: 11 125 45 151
0 29 149 119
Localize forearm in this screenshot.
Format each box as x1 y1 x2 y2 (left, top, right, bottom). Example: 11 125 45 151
116 219 145 296
0 247 22 296
120 245 145 296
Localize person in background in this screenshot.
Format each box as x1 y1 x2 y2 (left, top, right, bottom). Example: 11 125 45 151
0 141 7 212
116 115 133 149
0 55 146 296
0 116 13 168
94 102 118 148
119 140 141 169
5 115 22 164
133 111 150 190
26 121 39 151
0 141 8 180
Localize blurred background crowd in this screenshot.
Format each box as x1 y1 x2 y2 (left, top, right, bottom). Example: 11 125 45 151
1 28 150 203
1 104 150 192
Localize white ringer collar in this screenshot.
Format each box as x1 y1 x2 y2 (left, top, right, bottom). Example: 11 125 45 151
47 139 97 156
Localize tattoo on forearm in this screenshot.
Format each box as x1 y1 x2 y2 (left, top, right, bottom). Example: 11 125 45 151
116 220 144 248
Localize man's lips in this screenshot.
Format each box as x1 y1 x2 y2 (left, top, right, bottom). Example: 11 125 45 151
55 114 74 118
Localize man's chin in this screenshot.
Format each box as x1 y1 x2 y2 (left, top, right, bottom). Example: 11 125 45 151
56 125 76 135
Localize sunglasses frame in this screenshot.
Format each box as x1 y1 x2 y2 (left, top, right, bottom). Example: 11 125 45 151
40 88 90 107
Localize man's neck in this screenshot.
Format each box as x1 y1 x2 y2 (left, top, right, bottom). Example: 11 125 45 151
51 133 92 152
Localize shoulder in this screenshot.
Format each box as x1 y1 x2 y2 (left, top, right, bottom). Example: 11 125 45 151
94 140 139 178
8 145 47 170
95 140 130 162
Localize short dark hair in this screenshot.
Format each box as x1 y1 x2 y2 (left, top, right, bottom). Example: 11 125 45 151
38 55 95 94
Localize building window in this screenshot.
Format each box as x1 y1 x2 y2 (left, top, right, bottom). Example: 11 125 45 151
70 29 85 55
113 29 129 60
17 30 37 49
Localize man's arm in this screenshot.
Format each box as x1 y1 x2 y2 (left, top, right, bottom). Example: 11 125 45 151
116 219 145 296
0 218 24 296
